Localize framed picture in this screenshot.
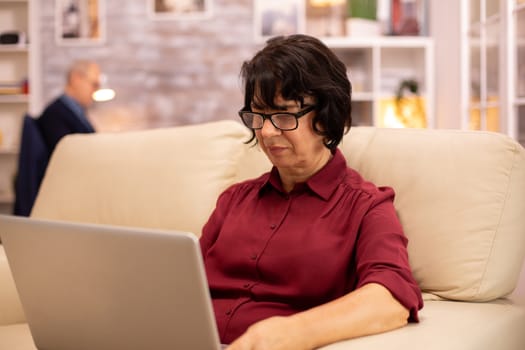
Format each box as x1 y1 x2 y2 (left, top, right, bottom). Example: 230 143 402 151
148 0 212 20
253 0 305 42
55 0 105 45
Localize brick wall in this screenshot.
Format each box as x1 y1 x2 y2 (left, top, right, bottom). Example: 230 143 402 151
38 0 261 132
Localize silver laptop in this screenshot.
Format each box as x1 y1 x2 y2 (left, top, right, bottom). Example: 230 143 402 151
0 214 224 350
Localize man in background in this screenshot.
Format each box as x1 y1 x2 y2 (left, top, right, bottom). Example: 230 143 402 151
14 60 100 216
37 60 99 154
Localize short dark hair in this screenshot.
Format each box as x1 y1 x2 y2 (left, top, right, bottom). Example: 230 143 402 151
239 34 352 150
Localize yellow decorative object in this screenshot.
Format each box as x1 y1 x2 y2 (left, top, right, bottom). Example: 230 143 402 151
469 107 481 130
469 96 500 132
378 79 427 128
486 96 500 132
379 96 427 128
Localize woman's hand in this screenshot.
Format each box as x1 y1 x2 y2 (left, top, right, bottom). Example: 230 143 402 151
226 315 311 350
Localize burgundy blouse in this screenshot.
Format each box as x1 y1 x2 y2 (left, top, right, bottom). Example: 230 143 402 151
200 149 423 344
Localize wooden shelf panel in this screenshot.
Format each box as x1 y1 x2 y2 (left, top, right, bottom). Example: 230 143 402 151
0 195 14 204
0 94 29 103
0 44 29 52
322 36 432 49
0 148 18 155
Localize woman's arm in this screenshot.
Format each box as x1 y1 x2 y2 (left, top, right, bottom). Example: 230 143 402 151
227 282 409 350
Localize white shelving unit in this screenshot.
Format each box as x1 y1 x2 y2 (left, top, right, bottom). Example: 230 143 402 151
462 0 525 147
509 1 525 145
0 0 40 214
322 36 434 129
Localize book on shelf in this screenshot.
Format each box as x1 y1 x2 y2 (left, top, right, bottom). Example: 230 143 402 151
389 0 428 36
341 0 429 37
0 80 27 95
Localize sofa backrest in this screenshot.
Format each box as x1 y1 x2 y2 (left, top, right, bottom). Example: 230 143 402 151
339 127 525 302
31 120 525 303
32 121 249 236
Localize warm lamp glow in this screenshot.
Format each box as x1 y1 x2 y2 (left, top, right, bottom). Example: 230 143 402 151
92 74 115 102
93 88 115 102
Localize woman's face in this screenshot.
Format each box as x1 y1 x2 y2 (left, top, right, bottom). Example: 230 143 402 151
254 95 328 174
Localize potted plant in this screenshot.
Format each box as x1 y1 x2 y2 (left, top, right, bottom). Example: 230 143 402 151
345 0 380 36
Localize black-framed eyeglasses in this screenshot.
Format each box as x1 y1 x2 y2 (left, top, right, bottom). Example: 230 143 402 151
238 105 316 131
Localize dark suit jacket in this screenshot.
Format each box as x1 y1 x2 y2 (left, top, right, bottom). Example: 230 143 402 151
36 95 95 155
13 95 95 216
13 115 49 216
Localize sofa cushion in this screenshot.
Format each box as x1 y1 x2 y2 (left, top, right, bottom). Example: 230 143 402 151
0 324 37 350
339 127 525 301
31 121 249 236
1 299 523 350
0 246 25 325
320 299 525 350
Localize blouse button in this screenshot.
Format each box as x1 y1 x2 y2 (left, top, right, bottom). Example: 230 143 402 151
270 224 276 229
250 254 257 260
226 309 232 315
243 283 250 288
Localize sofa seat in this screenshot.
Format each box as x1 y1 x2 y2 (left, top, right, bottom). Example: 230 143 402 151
1 293 523 350
325 298 525 349
1 120 524 349
0 323 36 350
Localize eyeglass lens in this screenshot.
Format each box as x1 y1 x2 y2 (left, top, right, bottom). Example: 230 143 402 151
241 112 297 130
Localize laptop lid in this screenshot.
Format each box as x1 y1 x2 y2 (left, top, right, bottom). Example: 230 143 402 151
0 214 222 350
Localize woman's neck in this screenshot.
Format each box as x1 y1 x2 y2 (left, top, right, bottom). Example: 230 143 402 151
279 149 333 193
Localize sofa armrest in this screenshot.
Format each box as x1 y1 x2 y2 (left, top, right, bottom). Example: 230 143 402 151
0 245 25 325
511 262 525 301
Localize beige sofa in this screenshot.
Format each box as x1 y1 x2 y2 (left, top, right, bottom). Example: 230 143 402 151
1 120 525 349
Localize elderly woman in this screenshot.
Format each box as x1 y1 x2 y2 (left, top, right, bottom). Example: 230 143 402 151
200 34 423 350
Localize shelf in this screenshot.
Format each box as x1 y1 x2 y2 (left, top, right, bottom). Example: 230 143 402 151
485 13 501 25
516 3 525 13
1 0 30 212
321 34 434 128
469 14 501 28
322 36 432 49
0 44 29 52
0 0 33 212
0 147 18 155
0 194 14 204
464 1 524 144
0 94 28 103
352 92 374 101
